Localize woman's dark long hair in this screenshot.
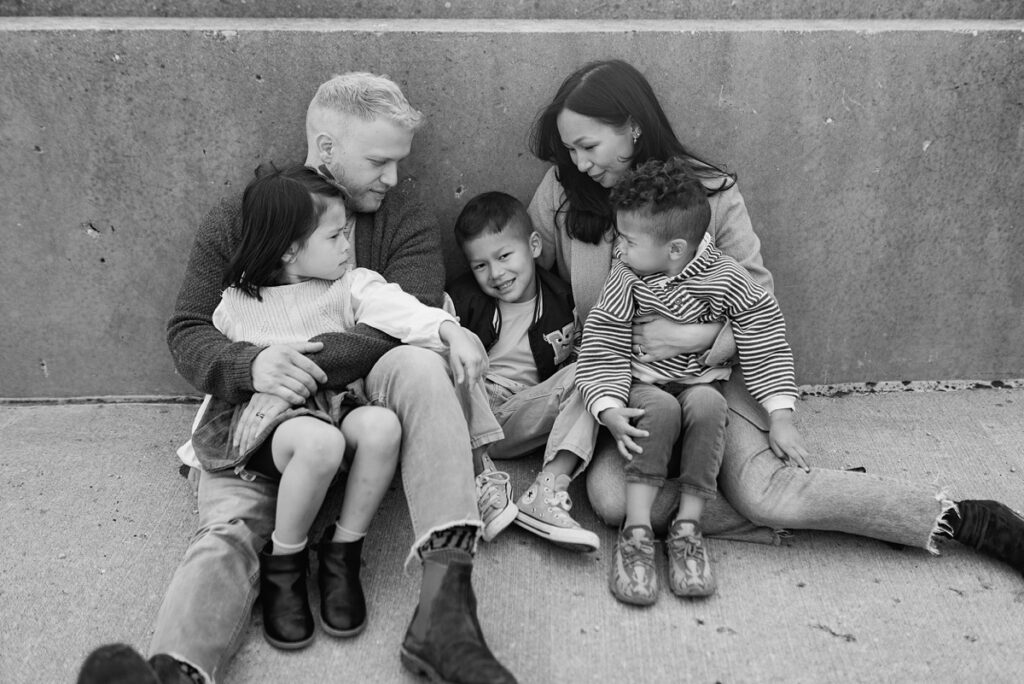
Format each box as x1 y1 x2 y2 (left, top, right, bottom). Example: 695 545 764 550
530 59 734 244
223 163 347 298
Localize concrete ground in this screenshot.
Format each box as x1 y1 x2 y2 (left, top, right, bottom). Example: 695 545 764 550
2 387 1023 683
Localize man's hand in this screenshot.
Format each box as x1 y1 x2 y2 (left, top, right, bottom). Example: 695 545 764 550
768 409 811 472
234 392 292 456
598 406 649 460
631 314 722 362
440 321 489 387
251 342 327 404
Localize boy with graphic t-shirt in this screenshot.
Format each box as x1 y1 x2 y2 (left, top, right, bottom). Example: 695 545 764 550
447 191 600 552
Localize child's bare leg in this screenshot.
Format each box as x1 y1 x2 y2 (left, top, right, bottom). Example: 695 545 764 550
333 406 402 540
261 416 345 650
271 417 347 549
674 492 706 527
544 450 582 478
624 482 659 530
317 406 400 639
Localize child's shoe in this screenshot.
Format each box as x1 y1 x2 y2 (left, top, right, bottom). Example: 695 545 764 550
476 454 518 542
666 519 716 597
609 525 658 606
259 545 315 650
514 471 600 552
318 528 367 638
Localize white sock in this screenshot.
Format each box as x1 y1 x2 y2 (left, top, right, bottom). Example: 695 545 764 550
331 524 367 543
270 531 307 555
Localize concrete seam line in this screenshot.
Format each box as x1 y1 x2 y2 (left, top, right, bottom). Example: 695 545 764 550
1 17 1024 33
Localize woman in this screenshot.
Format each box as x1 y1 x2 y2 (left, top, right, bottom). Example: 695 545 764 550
527 58 1022 572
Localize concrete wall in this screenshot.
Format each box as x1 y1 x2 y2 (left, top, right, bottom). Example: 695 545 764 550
1 18 1022 398
3 1 1023 20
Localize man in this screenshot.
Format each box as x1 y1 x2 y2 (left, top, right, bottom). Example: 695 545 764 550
81 72 516 684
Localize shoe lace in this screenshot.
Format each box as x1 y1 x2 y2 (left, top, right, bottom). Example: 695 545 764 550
667 532 706 567
476 471 510 515
544 489 573 513
621 532 656 572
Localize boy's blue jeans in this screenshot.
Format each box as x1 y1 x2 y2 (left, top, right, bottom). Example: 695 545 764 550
149 346 497 681
587 368 949 551
485 363 597 478
624 381 726 500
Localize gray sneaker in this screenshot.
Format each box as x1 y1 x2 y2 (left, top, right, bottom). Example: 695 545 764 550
475 455 518 542
666 520 716 597
514 472 599 552
609 525 658 606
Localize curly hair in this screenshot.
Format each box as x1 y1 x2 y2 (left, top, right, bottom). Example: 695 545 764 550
610 158 711 244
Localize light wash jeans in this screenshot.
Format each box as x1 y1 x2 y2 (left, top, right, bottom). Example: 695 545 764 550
587 368 947 550
149 346 498 681
485 363 598 479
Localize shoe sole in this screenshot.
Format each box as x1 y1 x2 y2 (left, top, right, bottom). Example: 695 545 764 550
513 512 600 552
263 630 315 650
481 502 519 542
400 647 453 683
321 618 367 639
669 579 717 598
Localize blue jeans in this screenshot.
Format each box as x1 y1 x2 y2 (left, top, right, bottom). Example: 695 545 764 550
485 363 598 478
625 381 726 499
587 368 948 550
149 346 496 681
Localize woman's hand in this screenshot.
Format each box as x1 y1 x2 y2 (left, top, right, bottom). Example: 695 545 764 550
440 321 489 387
598 406 649 460
234 392 291 455
768 409 811 472
631 314 722 363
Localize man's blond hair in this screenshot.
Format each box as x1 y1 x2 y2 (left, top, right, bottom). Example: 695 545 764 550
308 72 424 129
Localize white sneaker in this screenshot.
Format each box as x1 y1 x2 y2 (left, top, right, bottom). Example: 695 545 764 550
476 455 518 542
514 471 600 552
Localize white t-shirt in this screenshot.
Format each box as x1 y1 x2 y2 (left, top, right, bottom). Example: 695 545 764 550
486 297 539 389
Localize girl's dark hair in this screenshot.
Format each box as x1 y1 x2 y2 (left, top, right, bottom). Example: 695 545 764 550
529 59 734 245
224 163 347 298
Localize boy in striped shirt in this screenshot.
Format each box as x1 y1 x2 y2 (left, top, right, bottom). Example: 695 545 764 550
576 158 808 605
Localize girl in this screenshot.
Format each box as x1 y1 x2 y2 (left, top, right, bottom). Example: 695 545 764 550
527 58 1023 595
187 163 485 651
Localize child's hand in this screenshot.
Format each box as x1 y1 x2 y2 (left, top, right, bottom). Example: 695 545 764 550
599 406 649 460
768 409 811 472
441 321 489 387
234 392 291 455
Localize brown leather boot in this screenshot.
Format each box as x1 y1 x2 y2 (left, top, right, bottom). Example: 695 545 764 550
259 546 315 650
400 556 517 683
318 530 367 638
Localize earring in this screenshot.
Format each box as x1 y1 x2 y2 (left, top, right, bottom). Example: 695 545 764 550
631 128 641 144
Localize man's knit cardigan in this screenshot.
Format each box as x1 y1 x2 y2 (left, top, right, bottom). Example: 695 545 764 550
167 180 443 404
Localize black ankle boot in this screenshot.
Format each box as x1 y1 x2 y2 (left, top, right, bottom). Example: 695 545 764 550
259 545 315 650
400 556 517 684
318 530 367 637
954 500 1024 575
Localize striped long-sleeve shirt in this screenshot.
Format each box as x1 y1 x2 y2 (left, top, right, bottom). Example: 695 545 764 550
577 240 798 419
